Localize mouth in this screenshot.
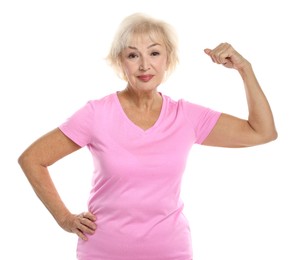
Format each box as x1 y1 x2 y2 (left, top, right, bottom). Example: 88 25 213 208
137 74 154 82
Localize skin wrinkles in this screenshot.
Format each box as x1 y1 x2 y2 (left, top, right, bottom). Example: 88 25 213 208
17 14 277 246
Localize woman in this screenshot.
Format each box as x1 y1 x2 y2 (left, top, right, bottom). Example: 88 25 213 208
18 13 277 260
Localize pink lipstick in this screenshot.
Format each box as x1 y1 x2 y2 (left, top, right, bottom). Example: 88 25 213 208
137 75 153 82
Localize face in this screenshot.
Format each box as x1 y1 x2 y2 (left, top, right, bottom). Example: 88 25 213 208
120 35 168 92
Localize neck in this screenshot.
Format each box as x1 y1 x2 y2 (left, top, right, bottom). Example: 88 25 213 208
120 87 162 111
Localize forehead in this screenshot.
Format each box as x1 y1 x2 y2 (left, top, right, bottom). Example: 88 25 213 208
125 31 165 48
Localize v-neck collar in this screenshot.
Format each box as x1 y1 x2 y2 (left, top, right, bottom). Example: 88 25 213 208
113 92 166 134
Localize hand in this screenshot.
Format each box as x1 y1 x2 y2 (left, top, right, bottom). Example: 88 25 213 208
204 42 250 70
59 211 97 241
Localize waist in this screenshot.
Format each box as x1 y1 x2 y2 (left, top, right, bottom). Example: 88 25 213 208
77 218 192 260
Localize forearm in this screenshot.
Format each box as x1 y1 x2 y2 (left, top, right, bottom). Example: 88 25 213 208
238 62 277 142
19 159 71 226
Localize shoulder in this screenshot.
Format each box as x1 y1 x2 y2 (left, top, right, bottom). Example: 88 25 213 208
162 94 206 112
163 94 221 123
63 93 117 122
87 93 116 107
81 93 118 115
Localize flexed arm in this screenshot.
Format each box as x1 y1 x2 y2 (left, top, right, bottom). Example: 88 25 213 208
202 43 277 147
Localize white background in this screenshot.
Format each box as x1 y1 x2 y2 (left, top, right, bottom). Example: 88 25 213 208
1 0 296 259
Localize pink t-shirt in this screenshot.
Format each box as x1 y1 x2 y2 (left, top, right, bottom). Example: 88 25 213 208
59 93 221 260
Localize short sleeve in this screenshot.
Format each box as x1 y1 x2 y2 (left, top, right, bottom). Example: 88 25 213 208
181 100 221 144
59 101 95 147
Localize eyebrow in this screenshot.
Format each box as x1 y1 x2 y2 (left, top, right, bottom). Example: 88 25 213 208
127 43 161 50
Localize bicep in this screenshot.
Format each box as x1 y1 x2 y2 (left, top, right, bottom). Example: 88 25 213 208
19 128 81 167
202 113 260 148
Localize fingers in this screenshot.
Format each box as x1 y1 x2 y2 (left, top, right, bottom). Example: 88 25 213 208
204 42 248 70
79 211 97 222
204 42 233 65
60 212 97 241
75 212 97 240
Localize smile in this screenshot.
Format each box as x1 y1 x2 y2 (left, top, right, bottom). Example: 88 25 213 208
137 75 154 82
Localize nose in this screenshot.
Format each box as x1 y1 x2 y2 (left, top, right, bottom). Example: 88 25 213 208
139 57 150 71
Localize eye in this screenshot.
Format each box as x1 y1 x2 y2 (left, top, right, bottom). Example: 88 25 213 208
151 51 160 56
128 53 138 59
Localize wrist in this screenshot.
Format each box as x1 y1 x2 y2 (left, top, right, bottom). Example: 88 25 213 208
238 61 253 77
54 208 72 227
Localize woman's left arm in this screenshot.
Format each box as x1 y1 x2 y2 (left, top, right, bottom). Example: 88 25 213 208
202 43 277 148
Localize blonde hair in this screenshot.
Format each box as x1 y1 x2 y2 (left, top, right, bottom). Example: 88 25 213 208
106 13 179 81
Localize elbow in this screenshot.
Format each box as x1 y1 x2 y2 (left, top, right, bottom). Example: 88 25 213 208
18 150 49 174
18 150 36 172
261 128 278 144
18 152 24 167
18 151 40 180
269 129 278 142
268 124 278 142
18 151 29 170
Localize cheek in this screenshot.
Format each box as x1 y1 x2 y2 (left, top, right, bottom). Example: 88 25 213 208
121 63 132 77
159 60 168 72
159 57 168 70
122 61 138 74
121 64 138 82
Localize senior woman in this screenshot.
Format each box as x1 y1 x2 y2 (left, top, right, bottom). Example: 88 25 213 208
18 13 277 260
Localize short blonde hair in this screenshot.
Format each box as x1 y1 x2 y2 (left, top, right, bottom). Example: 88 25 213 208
106 13 179 81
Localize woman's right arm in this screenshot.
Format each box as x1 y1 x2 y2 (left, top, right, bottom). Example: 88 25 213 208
18 128 96 241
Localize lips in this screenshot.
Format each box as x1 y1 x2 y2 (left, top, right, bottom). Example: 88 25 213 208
137 74 154 82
